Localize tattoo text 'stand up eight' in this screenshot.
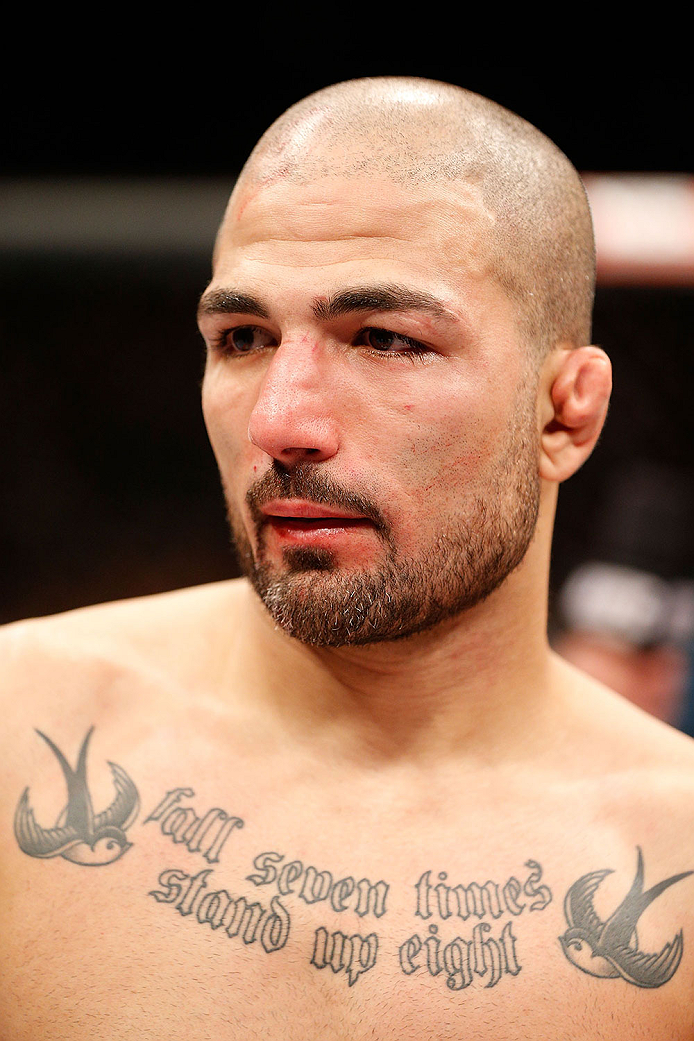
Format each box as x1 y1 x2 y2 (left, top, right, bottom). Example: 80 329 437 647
15 729 692 994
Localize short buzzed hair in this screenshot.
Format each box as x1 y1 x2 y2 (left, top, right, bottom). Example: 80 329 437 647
232 77 596 357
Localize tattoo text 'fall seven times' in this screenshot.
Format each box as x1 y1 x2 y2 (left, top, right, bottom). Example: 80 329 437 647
14 727 694 993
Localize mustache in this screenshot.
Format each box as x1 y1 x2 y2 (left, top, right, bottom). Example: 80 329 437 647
246 462 390 535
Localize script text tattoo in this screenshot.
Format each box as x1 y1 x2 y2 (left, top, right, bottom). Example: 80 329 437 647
247 850 389 917
399 860 552 991
149 866 290 954
144 787 244 864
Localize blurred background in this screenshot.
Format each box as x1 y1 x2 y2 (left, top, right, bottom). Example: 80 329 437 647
2 64 693 731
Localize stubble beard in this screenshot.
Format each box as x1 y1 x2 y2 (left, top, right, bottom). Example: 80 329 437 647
226 412 541 647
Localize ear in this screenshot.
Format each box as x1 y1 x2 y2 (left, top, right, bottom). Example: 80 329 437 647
539 346 612 483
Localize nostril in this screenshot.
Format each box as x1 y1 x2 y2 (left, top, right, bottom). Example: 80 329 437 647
248 403 339 463
279 446 321 459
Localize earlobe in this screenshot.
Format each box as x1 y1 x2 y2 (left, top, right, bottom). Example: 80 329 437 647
539 346 612 483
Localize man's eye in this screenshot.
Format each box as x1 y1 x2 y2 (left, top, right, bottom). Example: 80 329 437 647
356 327 427 356
217 326 275 354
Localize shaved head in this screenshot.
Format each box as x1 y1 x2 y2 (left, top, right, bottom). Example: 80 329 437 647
224 77 595 355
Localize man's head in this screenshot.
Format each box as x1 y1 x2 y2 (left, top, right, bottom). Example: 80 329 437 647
218 77 596 359
199 77 610 646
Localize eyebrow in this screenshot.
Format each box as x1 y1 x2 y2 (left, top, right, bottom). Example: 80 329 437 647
197 282 457 324
312 284 456 323
197 289 270 321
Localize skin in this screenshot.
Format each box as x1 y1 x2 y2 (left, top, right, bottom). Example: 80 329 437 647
3 91 694 1041
202 174 541 644
198 164 611 749
555 631 688 726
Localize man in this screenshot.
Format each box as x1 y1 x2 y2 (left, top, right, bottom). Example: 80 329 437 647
2 78 693 1040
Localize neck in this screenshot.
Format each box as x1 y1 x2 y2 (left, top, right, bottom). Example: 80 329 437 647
220 524 556 766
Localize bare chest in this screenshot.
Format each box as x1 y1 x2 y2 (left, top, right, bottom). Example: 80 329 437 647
3 724 694 1040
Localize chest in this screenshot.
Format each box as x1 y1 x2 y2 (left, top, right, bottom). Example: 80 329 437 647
4 778 692 1041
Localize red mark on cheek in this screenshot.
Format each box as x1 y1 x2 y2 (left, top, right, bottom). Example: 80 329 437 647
404 404 414 412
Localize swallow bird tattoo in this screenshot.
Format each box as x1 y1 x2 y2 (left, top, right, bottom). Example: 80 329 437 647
14 727 139 866
559 847 693 988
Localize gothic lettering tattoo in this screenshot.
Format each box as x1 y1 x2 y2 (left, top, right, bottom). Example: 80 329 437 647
559 847 693 988
399 921 521 990
144 787 244 864
311 927 379 986
246 850 389 917
149 866 290 952
14 727 139 866
399 860 551 990
414 861 552 921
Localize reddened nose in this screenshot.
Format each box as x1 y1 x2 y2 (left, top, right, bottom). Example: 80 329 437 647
247 341 340 464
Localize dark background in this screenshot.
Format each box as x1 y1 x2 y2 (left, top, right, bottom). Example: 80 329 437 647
2 65 693 625
5 69 693 177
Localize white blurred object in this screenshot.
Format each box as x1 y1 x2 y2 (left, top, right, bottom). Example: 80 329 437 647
584 174 694 283
2 175 693 283
559 562 694 646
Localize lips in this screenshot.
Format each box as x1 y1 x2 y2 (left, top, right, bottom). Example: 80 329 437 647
259 499 375 543
268 516 371 529
260 499 369 522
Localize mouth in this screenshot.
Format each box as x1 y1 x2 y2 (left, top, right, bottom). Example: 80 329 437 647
267 516 372 530
259 499 376 543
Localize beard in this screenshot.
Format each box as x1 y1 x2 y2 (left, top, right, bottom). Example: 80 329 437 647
225 406 540 647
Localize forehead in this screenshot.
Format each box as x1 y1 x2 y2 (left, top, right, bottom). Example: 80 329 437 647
213 173 499 296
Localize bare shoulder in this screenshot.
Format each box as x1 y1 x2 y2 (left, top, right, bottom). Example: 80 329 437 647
553 653 694 842
0 579 244 717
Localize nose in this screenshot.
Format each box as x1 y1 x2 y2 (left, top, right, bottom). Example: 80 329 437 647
247 340 340 465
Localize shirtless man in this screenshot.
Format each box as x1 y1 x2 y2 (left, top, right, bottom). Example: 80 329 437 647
3 78 694 1041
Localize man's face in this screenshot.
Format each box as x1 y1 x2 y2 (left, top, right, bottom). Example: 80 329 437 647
199 171 541 645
